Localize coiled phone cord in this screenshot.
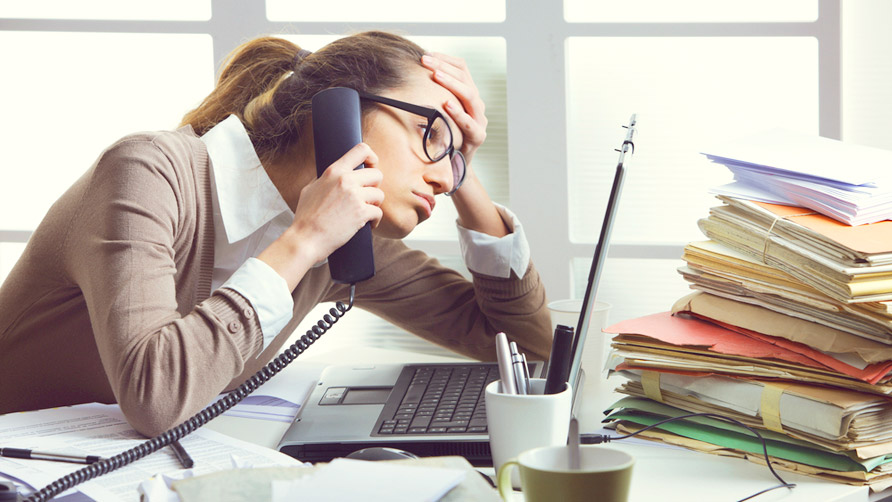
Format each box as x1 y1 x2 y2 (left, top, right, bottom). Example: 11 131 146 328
24 285 357 502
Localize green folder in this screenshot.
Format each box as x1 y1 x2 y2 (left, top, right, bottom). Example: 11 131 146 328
604 396 892 473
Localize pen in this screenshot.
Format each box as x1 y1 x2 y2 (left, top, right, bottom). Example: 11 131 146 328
544 324 574 395
521 353 531 394
170 440 194 469
0 447 102 465
509 342 527 395
495 332 517 395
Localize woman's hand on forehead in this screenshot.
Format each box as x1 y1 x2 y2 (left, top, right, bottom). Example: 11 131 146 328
421 52 488 164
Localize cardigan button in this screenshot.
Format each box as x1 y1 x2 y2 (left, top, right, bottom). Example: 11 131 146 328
227 321 242 333
243 308 256 319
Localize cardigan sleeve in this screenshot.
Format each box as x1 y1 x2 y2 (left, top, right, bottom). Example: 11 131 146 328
341 237 553 362
66 134 263 436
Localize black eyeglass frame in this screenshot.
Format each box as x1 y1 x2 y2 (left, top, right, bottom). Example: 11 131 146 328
357 91 466 196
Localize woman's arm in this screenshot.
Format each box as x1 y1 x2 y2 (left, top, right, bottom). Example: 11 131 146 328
345 237 553 362
70 135 266 436
421 52 510 238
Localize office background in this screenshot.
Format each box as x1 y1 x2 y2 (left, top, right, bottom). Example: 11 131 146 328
1 0 889 357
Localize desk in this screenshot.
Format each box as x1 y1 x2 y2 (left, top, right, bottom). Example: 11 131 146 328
205 345 888 502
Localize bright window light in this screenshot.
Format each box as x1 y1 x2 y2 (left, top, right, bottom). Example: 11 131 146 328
565 0 817 23
566 37 819 245
267 0 504 22
0 0 211 20
0 32 214 230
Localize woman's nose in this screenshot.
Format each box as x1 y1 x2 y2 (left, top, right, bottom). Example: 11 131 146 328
424 157 454 195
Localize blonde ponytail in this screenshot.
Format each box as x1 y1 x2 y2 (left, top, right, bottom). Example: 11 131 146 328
181 32 425 165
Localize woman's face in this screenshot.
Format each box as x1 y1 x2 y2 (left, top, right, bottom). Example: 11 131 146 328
362 67 462 239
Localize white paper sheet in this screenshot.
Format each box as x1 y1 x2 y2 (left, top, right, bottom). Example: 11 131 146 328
270 458 465 502
0 403 302 502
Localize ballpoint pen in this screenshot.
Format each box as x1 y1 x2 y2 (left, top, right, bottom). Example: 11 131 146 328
495 332 518 394
509 342 527 395
521 353 531 395
0 447 102 465
170 440 194 469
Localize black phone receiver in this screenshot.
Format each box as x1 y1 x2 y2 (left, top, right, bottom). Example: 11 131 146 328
311 87 375 284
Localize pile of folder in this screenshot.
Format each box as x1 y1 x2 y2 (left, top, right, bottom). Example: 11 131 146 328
603 131 892 492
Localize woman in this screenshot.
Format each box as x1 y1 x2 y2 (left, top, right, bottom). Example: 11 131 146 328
0 31 551 436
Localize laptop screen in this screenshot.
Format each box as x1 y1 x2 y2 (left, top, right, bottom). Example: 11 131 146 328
566 114 636 407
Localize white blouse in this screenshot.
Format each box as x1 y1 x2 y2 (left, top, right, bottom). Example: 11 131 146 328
201 114 531 351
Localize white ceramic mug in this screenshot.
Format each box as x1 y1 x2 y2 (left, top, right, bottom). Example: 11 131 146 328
485 378 572 488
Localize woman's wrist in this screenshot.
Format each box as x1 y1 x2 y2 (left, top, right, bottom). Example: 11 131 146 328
451 169 510 238
256 227 319 291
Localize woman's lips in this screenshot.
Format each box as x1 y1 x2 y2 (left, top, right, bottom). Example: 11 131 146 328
414 192 435 218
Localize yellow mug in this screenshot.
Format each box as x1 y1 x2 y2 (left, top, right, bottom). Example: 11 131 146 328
497 444 634 502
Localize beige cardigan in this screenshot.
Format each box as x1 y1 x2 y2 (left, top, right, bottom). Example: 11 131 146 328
0 126 551 436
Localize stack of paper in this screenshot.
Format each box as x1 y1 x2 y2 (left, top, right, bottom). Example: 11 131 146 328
679 241 892 343
603 311 892 491
698 196 892 303
703 128 892 225
602 131 892 492
604 396 892 491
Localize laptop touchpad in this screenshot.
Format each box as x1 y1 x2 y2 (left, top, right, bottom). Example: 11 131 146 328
341 387 392 405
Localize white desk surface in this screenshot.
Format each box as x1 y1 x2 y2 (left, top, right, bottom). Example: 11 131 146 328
205 345 889 502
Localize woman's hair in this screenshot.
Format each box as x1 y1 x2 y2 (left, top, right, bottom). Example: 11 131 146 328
180 31 425 164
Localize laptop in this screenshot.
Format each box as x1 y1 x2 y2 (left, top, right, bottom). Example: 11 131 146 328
277 115 636 466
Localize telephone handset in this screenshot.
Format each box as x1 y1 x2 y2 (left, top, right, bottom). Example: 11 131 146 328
311 87 375 284
24 89 378 502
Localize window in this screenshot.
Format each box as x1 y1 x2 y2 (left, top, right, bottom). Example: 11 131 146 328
0 31 213 231
4 1 885 356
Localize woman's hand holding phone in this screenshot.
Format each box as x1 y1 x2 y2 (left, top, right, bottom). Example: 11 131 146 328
259 143 382 290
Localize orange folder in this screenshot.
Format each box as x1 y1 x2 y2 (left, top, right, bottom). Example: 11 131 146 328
606 312 892 385
754 201 892 255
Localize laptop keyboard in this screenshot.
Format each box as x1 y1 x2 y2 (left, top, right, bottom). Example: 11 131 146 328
374 364 500 435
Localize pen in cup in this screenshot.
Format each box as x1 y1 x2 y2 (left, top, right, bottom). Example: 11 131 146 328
544 324 574 395
170 440 194 469
509 342 527 395
0 447 102 465
495 332 518 395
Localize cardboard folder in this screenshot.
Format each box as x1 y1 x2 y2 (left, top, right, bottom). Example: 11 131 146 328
752 199 892 257
608 368 892 457
673 292 892 365
606 311 892 395
608 309 892 383
604 397 892 492
679 241 892 341
699 197 892 302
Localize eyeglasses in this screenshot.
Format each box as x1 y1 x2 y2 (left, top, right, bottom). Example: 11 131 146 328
358 91 466 196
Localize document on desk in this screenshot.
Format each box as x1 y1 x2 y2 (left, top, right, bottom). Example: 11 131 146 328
271 458 466 502
0 403 303 501
221 361 320 422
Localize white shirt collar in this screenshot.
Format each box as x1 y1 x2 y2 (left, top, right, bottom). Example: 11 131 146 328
200 115 292 244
